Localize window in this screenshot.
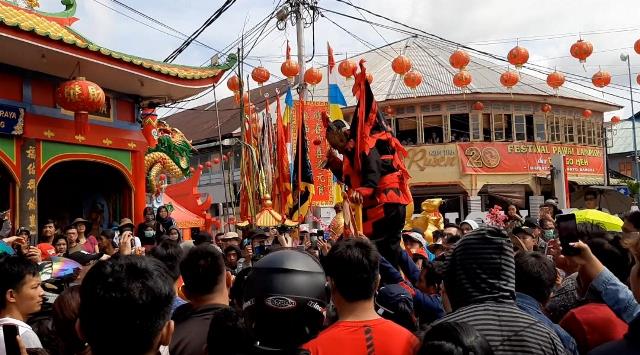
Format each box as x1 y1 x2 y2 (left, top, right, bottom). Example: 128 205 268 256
534 114 547 142
396 117 418 145
442 114 451 143
586 121 595 145
513 114 526 141
576 120 585 144
548 115 562 143
596 123 603 146
423 115 443 144
564 117 575 143
620 161 633 177
493 113 512 141
450 113 470 142
482 113 491 141
469 112 482 141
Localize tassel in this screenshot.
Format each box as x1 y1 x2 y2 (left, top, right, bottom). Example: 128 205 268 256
74 111 89 136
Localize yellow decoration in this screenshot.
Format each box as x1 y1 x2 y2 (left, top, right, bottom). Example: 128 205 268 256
102 138 113 146
27 178 35 191
26 146 36 160
410 198 444 244
28 214 36 229
128 142 137 149
43 129 55 138
27 197 36 211
74 134 85 142
26 162 35 175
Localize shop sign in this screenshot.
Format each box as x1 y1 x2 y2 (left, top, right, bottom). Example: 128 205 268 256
0 103 24 135
457 142 604 175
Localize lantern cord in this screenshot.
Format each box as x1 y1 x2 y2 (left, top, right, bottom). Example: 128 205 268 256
67 61 80 79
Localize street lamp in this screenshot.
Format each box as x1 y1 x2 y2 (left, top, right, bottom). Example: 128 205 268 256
621 52 639 185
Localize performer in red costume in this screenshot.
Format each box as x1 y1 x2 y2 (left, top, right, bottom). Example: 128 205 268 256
323 60 412 266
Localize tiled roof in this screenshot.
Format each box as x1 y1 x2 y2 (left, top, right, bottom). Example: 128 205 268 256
0 1 235 79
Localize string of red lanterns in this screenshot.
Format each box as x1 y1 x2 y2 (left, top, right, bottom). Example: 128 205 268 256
611 116 621 124
500 69 520 90
592 69 612 88
304 67 323 86
472 101 484 111
507 45 529 69
404 70 423 91
391 55 412 76
338 59 356 80
570 39 593 63
251 66 270 86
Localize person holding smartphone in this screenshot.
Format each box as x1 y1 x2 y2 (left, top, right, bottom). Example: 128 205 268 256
0 255 45 350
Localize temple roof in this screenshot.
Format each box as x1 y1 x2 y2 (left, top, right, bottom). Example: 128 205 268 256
0 1 233 80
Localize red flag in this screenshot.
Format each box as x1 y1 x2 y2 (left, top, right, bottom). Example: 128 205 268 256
274 90 291 213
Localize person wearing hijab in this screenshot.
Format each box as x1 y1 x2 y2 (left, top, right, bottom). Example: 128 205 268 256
460 220 479 236
155 205 176 235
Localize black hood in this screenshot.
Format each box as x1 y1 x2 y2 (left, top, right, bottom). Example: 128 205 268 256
444 227 516 310
171 303 227 323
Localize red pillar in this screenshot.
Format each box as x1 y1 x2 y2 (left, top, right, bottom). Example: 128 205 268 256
132 150 146 224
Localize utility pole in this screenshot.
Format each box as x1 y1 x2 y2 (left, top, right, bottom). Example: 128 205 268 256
621 52 639 203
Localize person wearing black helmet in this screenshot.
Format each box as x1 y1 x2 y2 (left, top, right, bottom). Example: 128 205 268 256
243 248 328 353
303 238 419 355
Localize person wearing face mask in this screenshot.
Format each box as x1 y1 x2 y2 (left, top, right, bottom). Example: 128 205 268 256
524 217 549 252
137 207 157 247
141 222 157 251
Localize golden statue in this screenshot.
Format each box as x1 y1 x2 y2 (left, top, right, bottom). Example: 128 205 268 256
410 198 444 244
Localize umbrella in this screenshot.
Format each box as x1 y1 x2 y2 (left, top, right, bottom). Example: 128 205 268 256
48 256 82 279
0 240 14 255
570 187 633 215
573 209 623 232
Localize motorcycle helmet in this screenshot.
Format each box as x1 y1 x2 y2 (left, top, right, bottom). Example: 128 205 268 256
243 249 328 350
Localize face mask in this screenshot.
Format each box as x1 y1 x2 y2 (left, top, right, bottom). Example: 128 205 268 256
144 230 155 238
543 229 555 239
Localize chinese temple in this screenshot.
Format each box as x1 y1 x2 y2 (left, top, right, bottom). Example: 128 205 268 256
0 0 234 235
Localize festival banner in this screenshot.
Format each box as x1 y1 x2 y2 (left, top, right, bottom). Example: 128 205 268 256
457 142 604 175
293 100 333 206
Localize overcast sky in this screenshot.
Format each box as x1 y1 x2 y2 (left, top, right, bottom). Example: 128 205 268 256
38 0 640 118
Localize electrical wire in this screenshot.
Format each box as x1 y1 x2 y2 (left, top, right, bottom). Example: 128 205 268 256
164 0 237 63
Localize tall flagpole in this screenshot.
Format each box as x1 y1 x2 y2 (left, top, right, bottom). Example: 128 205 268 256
294 0 306 223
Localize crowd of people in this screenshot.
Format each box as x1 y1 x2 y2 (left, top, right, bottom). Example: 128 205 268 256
1 201 640 355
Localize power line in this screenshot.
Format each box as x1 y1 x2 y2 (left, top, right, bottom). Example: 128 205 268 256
164 0 237 63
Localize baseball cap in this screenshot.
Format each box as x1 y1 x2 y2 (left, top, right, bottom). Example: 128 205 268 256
524 217 540 229
402 230 427 248
513 226 535 238
375 283 416 331
221 231 240 240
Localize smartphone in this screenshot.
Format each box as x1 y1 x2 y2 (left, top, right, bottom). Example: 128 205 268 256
310 235 318 249
556 213 580 256
3 324 20 355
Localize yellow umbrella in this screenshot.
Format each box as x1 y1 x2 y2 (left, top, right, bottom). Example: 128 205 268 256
573 209 623 232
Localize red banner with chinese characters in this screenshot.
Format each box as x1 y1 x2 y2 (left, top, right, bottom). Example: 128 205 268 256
457 142 604 175
293 100 333 206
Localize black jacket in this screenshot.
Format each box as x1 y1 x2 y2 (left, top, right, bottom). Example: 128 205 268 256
170 303 228 355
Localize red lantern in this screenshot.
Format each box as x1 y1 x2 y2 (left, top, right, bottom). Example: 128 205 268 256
227 75 241 92
251 66 270 86
159 174 167 181
570 39 593 63
313 138 322 146
500 70 520 89
507 46 529 69
55 77 106 135
637 73 640 86
541 104 552 113
205 161 212 168
222 155 228 161
449 49 470 70
384 106 395 116
403 71 423 89
304 67 323 86
582 109 592 119
338 60 356 80
281 42 299 80
634 39 640 55
198 164 203 170
366 72 374 84
392 55 412 76
453 70 472 89
546 71 565 90
592 70 612 88
472 101 484 111
611 116 621 124
213 158 220 165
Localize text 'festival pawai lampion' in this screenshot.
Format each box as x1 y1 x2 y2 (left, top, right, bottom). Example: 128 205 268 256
507 45 529 69
56 77 106 135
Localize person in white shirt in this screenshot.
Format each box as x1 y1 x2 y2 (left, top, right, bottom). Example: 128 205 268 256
0 255 45 350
